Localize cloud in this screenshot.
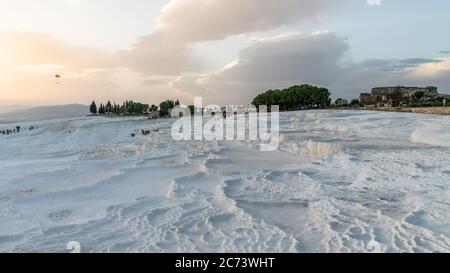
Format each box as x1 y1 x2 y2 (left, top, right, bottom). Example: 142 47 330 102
171 32 450 104
218 32 348 83
171 32 351 104
121 0 343 75
117 34 203 76
366 0 382 5
0 31 113 72
153 0 341 44
0 31 169 105
358 58 442 72
408 58 450 79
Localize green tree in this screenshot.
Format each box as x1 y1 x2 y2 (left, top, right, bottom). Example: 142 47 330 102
150 104 158 112
106 101 112 113
90 101 97 114
98 103 104 115
159 101 172 117
350 99 360 107
414 91 425 102
252 84 331 111
431 100 443 107
391 88 404 107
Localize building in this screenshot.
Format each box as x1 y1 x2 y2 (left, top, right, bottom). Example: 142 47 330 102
360 86 442 106
359 93 374 105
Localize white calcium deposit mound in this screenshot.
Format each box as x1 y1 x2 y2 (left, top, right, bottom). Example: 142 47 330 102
0 110 449 253
304 141 343 157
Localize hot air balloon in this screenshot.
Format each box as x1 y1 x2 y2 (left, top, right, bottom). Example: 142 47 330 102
55 74 61 85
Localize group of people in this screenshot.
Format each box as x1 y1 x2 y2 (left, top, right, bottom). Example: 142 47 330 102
0 126 35 136
1 126 21 135
130 128 160 138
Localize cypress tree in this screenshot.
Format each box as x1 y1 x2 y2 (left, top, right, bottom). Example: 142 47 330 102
99 103 105 115
106 101 112 114
90 101 97 114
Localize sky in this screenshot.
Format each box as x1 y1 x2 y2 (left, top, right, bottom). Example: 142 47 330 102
0 0 450 106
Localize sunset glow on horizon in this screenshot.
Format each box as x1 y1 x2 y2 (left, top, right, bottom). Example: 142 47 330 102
1 0 450 106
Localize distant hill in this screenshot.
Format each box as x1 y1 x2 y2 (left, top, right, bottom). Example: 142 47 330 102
0 104 90 123
0 105 30 114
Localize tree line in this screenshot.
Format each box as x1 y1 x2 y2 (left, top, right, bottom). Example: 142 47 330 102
252 84 332 111
90 84 333 117
90 99 180 117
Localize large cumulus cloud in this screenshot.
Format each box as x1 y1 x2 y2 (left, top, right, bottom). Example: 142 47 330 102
120 0 343 75
171 32 450 104
154 0 341 43
171 32 350 104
